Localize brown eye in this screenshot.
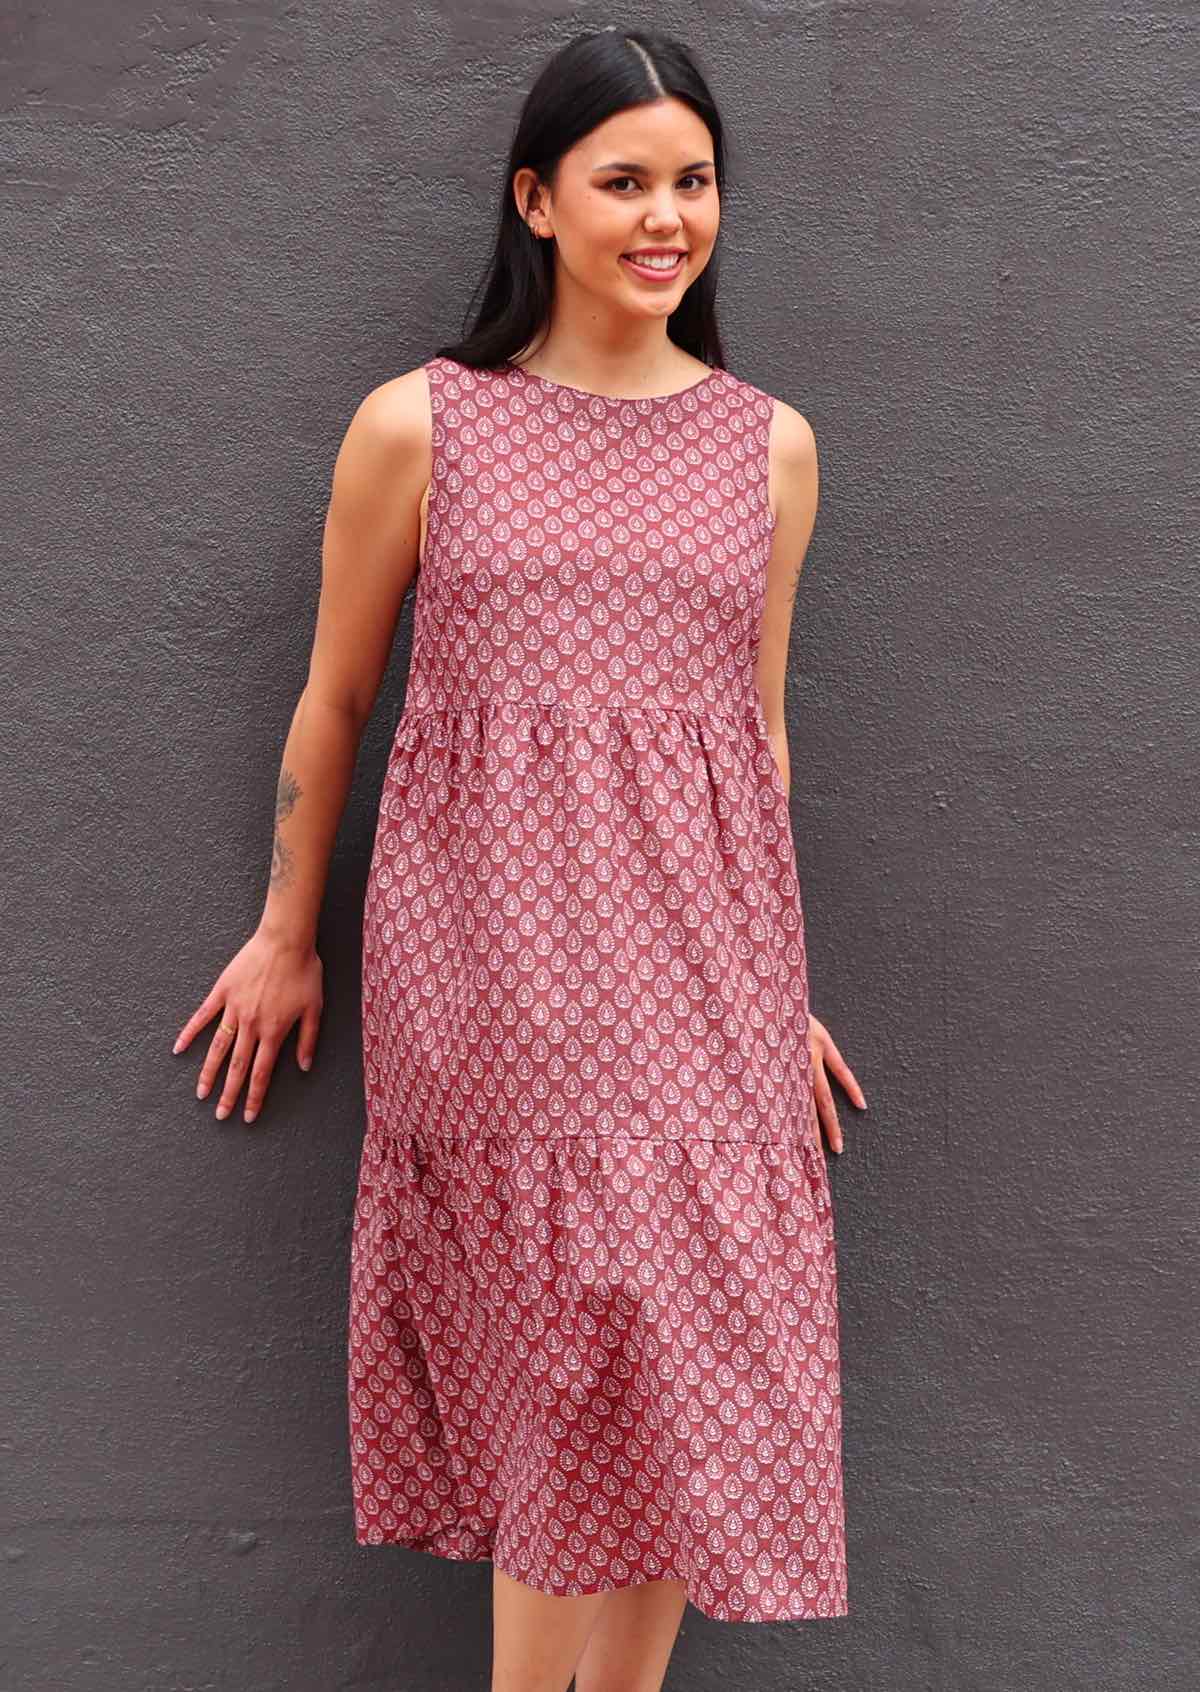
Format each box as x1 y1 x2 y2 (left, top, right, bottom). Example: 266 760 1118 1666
605 175 712 193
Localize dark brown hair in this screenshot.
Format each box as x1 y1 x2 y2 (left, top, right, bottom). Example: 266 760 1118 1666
434 29 729 374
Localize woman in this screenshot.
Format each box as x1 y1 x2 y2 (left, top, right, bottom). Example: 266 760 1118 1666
173 28 866 1692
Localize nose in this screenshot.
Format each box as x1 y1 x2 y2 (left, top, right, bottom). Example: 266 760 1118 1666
643 190 684 234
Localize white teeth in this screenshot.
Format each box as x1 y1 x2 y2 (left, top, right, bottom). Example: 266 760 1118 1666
626 253 681 269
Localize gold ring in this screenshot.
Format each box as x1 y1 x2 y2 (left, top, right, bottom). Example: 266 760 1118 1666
219 1022 238 1037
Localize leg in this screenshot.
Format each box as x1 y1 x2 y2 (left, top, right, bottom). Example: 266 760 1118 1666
491 1564 612 1692
572 1578 689 1692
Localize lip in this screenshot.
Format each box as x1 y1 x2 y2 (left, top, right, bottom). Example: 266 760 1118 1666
620 249 687 282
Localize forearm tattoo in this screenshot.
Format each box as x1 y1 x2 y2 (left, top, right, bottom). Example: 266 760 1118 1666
270 767 302 890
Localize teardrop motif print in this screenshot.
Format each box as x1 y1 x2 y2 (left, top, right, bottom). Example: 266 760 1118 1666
348 355 847 1622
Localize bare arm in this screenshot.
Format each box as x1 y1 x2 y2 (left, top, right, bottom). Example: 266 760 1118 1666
756 404 866 1151
756 399 820 799
257 366 433 948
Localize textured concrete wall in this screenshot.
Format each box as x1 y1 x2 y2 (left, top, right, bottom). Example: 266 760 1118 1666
5 3 1196 1689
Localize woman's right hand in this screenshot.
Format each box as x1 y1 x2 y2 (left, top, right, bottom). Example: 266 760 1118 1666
172 925 325 1125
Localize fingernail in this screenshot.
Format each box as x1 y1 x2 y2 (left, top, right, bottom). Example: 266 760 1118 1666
300 1057 311 1072
172 1038 182 1054
244 1110 257 1124
196 1081 207 1099
215 1105 229 1120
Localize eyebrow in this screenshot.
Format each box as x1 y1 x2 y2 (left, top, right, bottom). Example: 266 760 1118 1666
591 159 715 174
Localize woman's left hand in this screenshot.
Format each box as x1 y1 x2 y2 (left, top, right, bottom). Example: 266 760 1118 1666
807 1012 867 1154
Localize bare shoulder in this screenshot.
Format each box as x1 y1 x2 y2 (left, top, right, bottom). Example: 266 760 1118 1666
763 395 818 528
344 364 433 459
767 394 817 465
331 365 433 507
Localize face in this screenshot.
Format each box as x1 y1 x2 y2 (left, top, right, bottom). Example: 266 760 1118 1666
516 98 720 317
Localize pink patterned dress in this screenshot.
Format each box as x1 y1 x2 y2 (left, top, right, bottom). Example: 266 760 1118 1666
348 353 848 1622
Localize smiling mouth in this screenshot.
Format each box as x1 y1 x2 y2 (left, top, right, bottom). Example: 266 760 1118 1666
620 251 687 279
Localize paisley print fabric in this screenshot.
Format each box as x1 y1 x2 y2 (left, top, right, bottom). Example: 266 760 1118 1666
348 355 848 1622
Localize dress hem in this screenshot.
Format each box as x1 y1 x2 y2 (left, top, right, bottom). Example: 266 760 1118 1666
353 1524 849 1625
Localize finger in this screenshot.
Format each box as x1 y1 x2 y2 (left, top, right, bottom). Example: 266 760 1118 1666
814 1074 844 1153
833 1058 867 1109
296 1005 322 1072
243 1036 282 1124
214 1026 257 1120
174 988 224 1055
821 1037 867 1110
807 1100 832 1180
820 1106 844 1153
195 1013 238 1100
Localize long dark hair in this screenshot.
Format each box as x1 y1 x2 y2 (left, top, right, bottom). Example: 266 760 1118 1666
433 29 729 374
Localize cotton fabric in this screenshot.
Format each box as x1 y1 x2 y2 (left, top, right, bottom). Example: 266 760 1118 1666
347 355 848 1621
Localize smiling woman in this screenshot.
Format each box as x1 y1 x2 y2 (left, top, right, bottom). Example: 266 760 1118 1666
502 95 723 386
348 29 857 1666
173 23 863 1692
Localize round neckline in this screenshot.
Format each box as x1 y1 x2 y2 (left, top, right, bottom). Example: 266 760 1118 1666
509 362 721 405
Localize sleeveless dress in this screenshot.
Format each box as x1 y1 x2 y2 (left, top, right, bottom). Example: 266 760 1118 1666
348 353 848 1623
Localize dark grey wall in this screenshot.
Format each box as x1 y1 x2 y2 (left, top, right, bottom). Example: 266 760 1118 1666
5 4 1196 1689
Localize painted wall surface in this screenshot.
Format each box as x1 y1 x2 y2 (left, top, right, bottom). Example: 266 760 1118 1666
5 4 1196 1689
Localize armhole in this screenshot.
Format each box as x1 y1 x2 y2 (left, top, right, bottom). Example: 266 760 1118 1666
420 357 448 576
764 394 780 536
